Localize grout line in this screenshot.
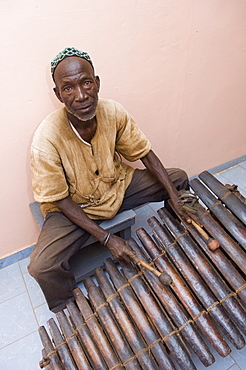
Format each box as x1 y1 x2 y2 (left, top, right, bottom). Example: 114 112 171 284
227 363 242 370
18 260 27 284
34 302 49 311
228 355 238 368
0 289 27 306
21 266 40 327
0 329 39 351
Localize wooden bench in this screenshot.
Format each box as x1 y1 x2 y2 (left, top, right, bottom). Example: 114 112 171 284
29 202 136 281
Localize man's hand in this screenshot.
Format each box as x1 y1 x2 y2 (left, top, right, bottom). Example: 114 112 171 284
141 151 196 224
169 191 205 227
169 194 192 223
106 234 136 262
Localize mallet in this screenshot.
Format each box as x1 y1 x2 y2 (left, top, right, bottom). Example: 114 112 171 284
132 255 172 286
174 194 220 251
191 220 220 251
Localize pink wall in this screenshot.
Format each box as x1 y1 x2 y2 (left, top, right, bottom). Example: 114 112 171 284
1 0 246 258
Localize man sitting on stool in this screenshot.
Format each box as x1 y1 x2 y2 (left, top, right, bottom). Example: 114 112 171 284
28 47 190 312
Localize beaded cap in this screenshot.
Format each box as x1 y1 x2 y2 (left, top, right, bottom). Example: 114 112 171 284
51 47 93 76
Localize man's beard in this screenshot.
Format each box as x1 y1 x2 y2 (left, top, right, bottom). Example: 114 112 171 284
67 108 96 121
66 99 98 122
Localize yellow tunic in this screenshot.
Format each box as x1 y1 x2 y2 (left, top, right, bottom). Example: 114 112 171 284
31 99 151 219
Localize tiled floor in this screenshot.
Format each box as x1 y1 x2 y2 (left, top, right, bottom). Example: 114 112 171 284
0 161 246 369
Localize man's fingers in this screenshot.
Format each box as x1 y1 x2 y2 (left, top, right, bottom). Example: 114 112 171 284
119 243 136 263
107 236 136 262
121 254 131 263
123 244 136 260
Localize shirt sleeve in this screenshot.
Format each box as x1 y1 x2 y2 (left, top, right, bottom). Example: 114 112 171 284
114 102 152 162
31 141 69 203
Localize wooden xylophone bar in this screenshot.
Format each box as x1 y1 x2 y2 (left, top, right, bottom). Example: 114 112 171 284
39 173 246 369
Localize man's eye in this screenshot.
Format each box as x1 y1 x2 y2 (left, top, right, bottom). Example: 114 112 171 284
64 86 72 91
84 81 91 86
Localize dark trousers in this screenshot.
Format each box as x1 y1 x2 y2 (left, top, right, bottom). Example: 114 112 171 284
28 168 189 312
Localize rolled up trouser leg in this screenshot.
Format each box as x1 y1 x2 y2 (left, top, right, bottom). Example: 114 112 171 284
28 211 93 312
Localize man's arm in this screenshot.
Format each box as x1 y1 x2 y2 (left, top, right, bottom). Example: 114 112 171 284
55 196 135 262
141 150 191 222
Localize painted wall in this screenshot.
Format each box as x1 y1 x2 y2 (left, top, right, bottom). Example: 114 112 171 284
1 0 246 258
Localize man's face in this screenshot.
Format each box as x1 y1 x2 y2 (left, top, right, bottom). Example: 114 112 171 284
53 57 100 122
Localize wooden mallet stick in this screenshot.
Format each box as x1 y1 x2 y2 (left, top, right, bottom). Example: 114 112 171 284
191 220 220 251
132 255 172 286
177 190 220 251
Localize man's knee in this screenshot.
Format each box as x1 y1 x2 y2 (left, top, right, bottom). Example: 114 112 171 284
28 255 44 281
178 169 189 189
28 249 54 282
169 168 189 191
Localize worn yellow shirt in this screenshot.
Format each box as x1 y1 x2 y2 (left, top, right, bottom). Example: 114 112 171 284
31 99 151 219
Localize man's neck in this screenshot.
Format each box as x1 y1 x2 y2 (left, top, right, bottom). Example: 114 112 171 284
67 112 97 143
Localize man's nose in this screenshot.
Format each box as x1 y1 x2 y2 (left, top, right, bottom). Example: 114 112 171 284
75 86 87 100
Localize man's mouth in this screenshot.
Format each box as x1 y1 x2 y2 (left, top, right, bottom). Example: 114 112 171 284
76 104 92 111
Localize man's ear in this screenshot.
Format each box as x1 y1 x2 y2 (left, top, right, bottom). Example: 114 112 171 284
53 86 63 103
95 75 100 92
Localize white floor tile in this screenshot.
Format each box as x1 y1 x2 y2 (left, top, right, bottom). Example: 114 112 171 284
0 292 38 348
0 331 42 370
0 263 26 304
240 188 246 198
239 161 246 170
213 173 229 185
219 166 246 190
228 364 242 369
230 344 246 370
23 273 46 308
34 303 56 327
19 257 30 275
